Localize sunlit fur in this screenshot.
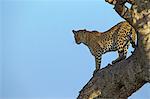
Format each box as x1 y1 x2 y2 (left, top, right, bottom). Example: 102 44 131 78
73 21 136 72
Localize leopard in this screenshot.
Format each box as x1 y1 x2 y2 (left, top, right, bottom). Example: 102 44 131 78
72 21 136 72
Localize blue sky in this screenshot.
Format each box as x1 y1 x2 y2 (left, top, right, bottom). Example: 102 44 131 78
0 0 150 99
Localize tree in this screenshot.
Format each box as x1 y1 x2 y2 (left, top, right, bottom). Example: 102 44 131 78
77 0 150 99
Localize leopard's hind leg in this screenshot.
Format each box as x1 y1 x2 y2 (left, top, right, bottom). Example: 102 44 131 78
112 46 128 64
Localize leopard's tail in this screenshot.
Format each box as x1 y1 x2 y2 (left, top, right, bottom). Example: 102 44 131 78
130 27 137 48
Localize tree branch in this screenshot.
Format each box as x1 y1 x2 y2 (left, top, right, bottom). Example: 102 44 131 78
105 0 135 25
105 0 135 5
77 1 150 99
77 49 148 99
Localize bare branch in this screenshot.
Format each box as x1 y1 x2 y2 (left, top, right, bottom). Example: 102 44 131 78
77 49 148 99
105 0 135 5
115 1 133 23
105 0 135 24
77 1 150 99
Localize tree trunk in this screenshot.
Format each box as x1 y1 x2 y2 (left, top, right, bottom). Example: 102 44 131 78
77 0 150 99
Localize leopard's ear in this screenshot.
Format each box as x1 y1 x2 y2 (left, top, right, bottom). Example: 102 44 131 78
72 30 76 34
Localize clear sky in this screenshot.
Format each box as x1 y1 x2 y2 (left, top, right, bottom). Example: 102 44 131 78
1 0 150 99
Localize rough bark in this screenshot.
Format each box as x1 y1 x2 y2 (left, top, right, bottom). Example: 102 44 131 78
77 0 150 99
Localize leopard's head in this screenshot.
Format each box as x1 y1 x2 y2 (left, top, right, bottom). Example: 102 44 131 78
72 29 86 44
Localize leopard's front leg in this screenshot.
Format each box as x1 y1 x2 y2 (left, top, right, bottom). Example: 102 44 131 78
94 51 102 73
